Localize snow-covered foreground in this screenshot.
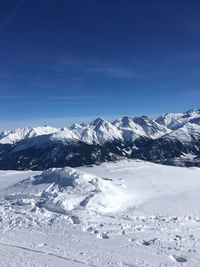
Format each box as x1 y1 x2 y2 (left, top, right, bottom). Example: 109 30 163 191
0 160 200 266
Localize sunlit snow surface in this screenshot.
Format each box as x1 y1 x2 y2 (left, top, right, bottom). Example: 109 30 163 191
0 160 200 266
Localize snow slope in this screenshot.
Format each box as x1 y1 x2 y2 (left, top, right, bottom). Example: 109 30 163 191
0 160 200 266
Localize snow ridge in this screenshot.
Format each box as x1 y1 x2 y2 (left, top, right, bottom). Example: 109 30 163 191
0 109 199 169
1 109 199 145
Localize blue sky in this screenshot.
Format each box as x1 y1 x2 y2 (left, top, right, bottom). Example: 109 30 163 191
0 0 200 130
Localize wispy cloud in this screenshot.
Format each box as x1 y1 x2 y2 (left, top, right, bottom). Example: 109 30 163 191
51 56 141 79
0 0 25 28
0 94 112 102
86 66 138 78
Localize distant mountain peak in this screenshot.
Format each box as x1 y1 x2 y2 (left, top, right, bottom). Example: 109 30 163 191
185 108 200 114
156 108 200 130
0 109 199 170
91 117 107 126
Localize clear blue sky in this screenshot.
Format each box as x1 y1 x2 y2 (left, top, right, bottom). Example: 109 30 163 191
0 0 200 130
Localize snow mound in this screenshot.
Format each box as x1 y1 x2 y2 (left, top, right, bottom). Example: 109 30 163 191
33 167 126 214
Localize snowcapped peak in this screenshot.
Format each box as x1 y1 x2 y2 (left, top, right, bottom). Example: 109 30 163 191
132 116 169 138
133 115 153 125
140 115 149 120
0 126 59 144
113 116 147 142
156 108 200 130
25 126 59 139
91 118 123 144
185 108 200 115
113 116 135 129
69 123 82 130
0 109 199 147
50 128 78 141
90 117 107 127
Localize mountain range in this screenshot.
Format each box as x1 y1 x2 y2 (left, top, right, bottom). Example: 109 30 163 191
0 109 200 170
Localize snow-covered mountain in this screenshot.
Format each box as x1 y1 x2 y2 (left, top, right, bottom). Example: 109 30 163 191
70 118 123 145
166 122 200 142
0 115 169 146
132 115 170 138
156 109 200 130
0 109 199 170
0 126 59 144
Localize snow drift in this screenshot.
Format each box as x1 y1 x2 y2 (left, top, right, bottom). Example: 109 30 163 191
31 167 126 214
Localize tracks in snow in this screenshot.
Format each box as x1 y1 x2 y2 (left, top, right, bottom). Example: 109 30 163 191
0 242 97 267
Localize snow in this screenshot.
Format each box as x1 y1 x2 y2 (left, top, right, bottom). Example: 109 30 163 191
132 115 169 138
50 128 78 141
0 110 199 154
0 115 170 146
1 160 200 266
70 123 99 144
113 116 147 141
0 170 39 190
156 109 200 130
31 167 126 213
113 115 170 142
68 118 124 145
166 122 200 142
0 126 59 144
90 118 123 144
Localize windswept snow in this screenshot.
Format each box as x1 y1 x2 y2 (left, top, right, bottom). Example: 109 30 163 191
0 160 200 266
